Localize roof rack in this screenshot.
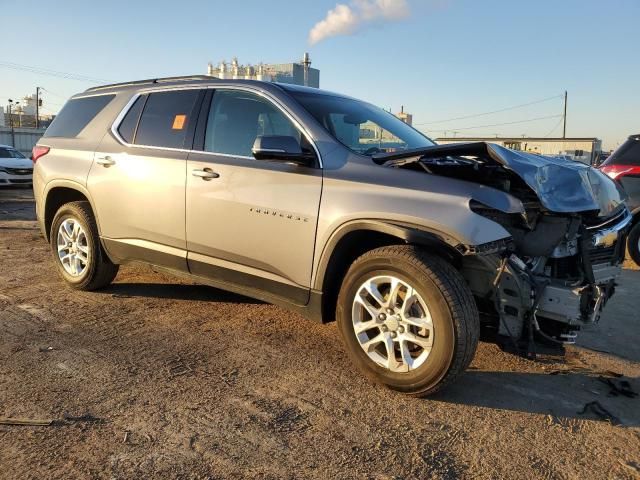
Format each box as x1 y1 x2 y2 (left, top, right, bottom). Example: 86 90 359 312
85 75 216 93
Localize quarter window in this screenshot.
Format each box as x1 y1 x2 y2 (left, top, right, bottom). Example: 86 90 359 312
134 90 200 149
44 94 115 138
118 95 146 144
204 90 301 157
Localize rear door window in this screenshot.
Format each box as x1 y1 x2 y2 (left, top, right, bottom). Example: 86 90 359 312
134 90 200 149
44 94 115 138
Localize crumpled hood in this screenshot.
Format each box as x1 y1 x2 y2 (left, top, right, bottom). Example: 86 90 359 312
374 142 626 217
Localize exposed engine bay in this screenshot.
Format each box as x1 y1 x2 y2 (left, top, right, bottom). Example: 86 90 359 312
375 142 632 354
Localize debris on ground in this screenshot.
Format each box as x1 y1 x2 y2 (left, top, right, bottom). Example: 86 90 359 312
546 368 623 377
0 418 53 426
61 413 104 424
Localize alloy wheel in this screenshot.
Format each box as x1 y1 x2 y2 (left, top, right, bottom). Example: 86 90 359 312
57 218 90 277
351 275 434 373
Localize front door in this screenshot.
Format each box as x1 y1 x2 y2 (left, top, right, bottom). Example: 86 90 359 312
185 89 322 304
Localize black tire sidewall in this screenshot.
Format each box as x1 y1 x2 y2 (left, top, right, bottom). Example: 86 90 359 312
628 222 640 267
50 204 98 289
337 256 456 393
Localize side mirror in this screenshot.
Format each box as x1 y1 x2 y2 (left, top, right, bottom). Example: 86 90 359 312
251 135 316 166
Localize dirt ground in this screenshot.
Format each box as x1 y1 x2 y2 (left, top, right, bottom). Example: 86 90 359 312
1 187 639 480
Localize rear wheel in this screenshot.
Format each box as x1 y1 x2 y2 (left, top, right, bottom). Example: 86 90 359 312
50 201 118 290
336 245 479 396
628 222 640 267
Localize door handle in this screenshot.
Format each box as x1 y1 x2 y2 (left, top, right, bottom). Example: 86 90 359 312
192 168 220 180
96 156 116 167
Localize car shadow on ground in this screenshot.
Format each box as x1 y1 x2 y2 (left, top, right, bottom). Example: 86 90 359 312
0 186 37 222
433 369 639 427
99 282 264 304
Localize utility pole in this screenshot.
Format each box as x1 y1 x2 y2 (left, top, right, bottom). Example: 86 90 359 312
563 90 568 138
35 87 41 129
8 100 15 147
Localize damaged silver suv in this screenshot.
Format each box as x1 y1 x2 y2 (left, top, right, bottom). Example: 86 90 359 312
33 77 630 396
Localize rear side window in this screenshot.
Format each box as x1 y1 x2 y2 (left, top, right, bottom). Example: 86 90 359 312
44 94 115 138
134 90 200 149
604 137 640 166
117 95 146 144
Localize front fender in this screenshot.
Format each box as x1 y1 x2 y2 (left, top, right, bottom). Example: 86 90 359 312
312 219 462 290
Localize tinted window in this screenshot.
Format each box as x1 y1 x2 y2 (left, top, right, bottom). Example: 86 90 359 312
44 94 115 138
290 91 433 155
204 90 301 157
0 148 26 159
603 137 640 166
118 95 146 144
135 90 200 149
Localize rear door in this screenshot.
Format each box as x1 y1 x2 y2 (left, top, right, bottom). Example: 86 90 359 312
88 89 203 270
185 88 322 303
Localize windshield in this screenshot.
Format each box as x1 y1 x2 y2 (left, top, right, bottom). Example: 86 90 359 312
0 148 26 159
290 91 434 155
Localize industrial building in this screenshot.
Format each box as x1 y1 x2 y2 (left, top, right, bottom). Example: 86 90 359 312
206 53 320 88
435 136 602 165
396 106 413 125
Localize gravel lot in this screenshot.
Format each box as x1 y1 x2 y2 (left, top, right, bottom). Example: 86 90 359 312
1 187 639 479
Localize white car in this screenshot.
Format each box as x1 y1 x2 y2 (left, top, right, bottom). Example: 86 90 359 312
0 144 33 186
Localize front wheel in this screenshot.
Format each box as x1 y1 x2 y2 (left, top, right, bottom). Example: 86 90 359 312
50 201 119 290
628 222 640 267
336 245 479 397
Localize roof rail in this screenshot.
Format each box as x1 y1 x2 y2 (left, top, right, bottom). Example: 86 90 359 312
85 75 216 93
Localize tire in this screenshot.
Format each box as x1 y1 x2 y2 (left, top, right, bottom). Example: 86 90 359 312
628 222 640 267
50 201 119 291
336 245 479 397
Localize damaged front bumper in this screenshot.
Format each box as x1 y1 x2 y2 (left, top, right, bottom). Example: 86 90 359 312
376 140 630 350
478 208 632 345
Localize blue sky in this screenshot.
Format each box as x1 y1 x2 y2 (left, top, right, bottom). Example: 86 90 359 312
1 0 638 149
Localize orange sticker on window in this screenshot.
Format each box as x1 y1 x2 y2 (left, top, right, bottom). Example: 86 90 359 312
172 114 187 130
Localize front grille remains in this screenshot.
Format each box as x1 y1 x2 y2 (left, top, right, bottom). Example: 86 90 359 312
589 245 617 264
5 168 32 175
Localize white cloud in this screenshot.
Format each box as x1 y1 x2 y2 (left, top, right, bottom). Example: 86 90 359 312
309 0 410 45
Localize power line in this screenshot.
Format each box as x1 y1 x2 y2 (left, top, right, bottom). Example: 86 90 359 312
415 94 563 125
41 88 69 100
0 60 111 84
544 116 565 137
421 114 563 134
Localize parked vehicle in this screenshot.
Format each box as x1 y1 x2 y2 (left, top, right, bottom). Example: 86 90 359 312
32 77 630 395
600 134 640 265
0 144 33 186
